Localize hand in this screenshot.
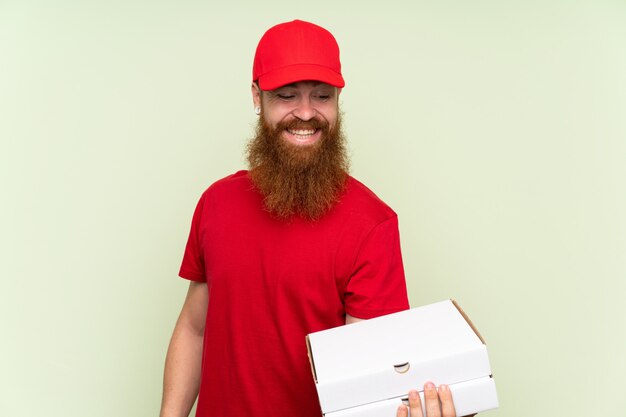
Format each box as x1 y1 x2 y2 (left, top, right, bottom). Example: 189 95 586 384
396 382 475 417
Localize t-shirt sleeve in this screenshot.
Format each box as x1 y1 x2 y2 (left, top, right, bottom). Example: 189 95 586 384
344 215 409 319
178 193 207 282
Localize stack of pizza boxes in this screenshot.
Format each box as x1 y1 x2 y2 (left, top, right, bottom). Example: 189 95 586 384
306 300 499 417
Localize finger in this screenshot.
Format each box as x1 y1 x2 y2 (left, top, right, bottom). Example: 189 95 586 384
424 382 441 417
408 389 424 417
437 384 456 417
397 404 408 417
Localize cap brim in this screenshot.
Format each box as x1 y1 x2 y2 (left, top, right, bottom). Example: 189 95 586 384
257 64 345 90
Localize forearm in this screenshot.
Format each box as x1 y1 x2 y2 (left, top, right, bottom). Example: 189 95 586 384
159 324 204 417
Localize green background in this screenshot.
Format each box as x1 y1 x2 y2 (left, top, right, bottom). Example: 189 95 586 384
2 1 624 416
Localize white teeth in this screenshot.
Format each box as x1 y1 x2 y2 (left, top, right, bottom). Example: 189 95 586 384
288 129 316 136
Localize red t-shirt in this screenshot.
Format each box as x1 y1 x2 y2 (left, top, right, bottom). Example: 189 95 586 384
179 171 409 417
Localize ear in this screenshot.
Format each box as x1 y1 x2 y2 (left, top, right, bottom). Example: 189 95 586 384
251 82 262 110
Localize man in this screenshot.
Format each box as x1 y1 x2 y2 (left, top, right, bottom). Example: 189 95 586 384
160 20 459 417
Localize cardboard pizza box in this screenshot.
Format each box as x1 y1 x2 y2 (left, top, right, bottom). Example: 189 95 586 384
306 300 499 416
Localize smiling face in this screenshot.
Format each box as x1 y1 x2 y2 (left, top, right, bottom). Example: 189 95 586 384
246 81 349 220
252 81 340 147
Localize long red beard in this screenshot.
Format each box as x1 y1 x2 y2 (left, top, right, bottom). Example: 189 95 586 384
246 113 349 220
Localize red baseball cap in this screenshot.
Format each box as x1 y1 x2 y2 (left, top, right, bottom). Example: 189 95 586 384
252 20 345 91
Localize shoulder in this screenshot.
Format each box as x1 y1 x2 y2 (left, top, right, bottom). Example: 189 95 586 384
199 170 253 199
336 176 397 224
205 170 250 191
191 170 257 213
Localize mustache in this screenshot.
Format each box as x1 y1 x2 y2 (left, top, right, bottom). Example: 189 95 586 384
275 117 329 132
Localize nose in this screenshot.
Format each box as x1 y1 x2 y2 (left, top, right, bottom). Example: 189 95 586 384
293 97 316 121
